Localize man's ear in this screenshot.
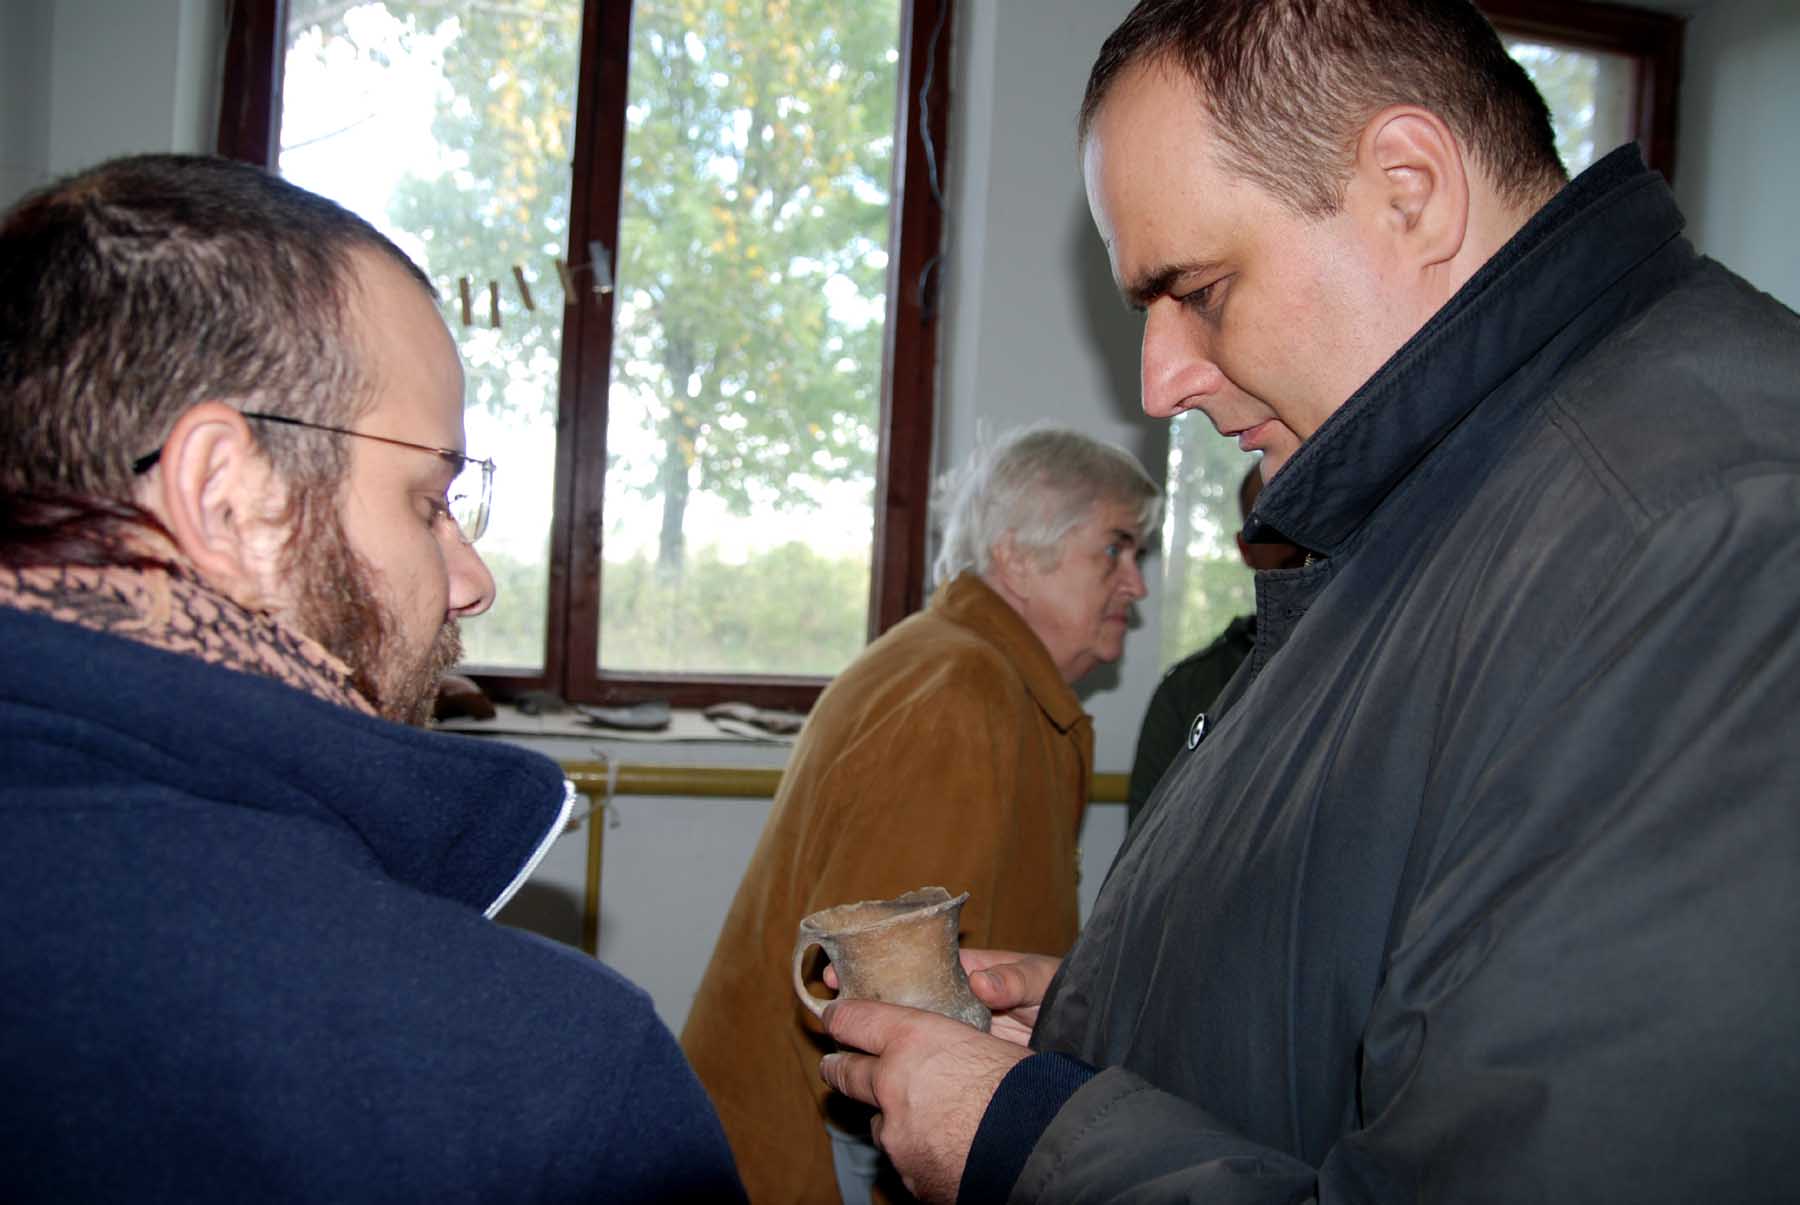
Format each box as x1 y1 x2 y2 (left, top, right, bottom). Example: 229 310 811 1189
138 401 288 606
1349 105 1470 272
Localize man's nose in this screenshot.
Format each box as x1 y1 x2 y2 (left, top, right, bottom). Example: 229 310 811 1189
1141 302 1223 419
447 535 497 618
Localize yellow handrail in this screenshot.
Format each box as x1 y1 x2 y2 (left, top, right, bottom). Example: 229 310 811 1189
560 760 1128 803
563 762 782 799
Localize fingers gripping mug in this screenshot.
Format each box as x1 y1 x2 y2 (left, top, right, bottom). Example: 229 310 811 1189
791 886 991 1031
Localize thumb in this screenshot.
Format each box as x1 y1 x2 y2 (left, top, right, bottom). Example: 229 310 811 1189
970 964 1032 1010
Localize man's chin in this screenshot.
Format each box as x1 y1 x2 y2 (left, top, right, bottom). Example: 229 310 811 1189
378 621 463 727
286 510 464 727
1256 432 1306 482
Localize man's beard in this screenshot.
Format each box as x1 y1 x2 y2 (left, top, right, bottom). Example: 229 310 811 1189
292 510 462 726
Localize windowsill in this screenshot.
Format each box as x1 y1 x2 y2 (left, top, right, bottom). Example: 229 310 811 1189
437 703 1134 803
433 702 800 746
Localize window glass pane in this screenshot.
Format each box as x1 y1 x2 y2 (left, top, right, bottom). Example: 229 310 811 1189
278 0 580 672
1157 417 1261 672
1504 37 1637 175
601 1 902 676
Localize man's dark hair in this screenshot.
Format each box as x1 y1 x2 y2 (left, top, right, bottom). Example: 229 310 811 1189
1079 0 1567 218
0 153 432 566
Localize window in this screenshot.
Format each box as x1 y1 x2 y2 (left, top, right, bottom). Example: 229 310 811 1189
219 0 951 709
1502 36 1638 176
1482 0 1685 181
1154 1 1683 671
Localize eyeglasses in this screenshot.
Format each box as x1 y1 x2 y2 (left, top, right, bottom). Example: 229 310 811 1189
131 411 495 544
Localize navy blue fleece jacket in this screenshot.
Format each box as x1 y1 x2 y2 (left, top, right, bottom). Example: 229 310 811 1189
1 604 744 1203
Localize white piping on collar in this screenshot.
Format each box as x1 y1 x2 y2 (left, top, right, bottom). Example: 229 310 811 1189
484 777 577 919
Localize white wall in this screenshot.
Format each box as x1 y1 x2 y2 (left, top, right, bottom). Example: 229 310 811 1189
48 0 222 178
1671 0 1800 308
0 0 54 206
0 0 221 206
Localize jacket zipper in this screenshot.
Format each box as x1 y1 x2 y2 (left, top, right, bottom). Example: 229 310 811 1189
484 778 578 918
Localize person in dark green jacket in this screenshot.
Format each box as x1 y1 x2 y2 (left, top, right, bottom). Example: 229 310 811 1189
1127 464 1305 827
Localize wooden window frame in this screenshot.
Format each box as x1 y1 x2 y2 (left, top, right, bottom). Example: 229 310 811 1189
218 0 953 712
1481 0 1685 183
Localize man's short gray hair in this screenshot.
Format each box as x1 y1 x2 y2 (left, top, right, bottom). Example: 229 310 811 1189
932 423 1162 588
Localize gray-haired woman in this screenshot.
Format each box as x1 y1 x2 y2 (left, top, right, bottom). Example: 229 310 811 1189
682 422 1160 1205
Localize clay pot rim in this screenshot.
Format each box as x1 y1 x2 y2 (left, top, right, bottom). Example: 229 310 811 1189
797 885 969 937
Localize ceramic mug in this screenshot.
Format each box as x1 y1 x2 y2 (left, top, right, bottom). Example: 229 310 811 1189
791 886 991 1031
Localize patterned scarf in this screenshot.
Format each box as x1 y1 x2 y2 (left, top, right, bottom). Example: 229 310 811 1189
0 561 376 716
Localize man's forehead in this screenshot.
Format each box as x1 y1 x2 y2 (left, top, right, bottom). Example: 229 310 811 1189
1083 74 1238 301
348 250 468 439
1087 58 1215 164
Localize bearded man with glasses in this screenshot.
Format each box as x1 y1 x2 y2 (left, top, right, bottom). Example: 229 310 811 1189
0 154 744 1202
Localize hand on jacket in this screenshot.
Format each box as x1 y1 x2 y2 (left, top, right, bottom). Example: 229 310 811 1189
960 947 1060 1047
820 998 1030 1203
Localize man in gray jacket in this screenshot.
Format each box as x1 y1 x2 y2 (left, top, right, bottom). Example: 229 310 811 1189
817 1 1800 1201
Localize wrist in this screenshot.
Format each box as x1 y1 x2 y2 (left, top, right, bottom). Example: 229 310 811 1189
956 1051 1096 1204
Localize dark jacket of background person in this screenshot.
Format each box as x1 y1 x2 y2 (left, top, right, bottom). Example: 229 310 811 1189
683 571 1092 1204
964 147 1800 1202
1125 613 1254 825
1129 468 1303 829
0 602 746 1204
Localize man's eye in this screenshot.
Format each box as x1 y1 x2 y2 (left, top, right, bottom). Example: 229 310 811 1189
422 497 454 528
1178 279 1225 313
1173 275 1231 315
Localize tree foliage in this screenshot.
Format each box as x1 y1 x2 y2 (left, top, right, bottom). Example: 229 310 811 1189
614 0 899 568
599 541 869 673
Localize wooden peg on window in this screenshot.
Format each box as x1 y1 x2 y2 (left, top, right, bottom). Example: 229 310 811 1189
586 239 614 295
488 280 501 329
552 248 614 304
457 277 473 327
513 264 535 312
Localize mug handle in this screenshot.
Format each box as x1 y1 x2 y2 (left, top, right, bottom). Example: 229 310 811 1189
792 935 832 1020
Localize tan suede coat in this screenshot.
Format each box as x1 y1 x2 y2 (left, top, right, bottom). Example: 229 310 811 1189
680 573 1093 1204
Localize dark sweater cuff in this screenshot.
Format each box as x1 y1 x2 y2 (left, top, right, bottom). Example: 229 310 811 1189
956 1051 1096 1204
